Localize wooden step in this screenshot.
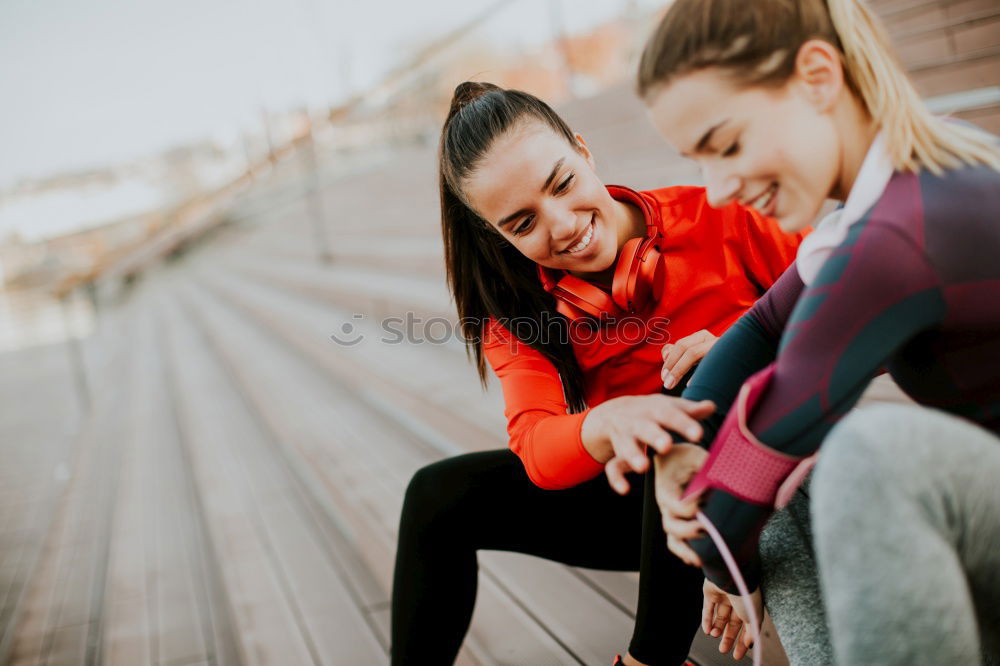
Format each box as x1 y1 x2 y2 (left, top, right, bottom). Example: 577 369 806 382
0 291 157 664
953 102 1000 133
5 296 148 665
194 264 507 450
894 17 1000 68
225 230 446 279
164 272 508 664
172 266 648 663
0 341 86 662
877 0 998 35
215 249 456 324
158 277 390 665
100 296 240 666
873 0 1000 100
892 5 1000 43
910 48 1000 97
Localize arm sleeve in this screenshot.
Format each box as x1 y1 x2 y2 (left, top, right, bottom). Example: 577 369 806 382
482 320 603 489
690 224 947 591
682 264 805 442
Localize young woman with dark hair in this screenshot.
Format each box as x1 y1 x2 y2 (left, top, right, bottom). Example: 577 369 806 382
389 82 804 665
631 0 1000 663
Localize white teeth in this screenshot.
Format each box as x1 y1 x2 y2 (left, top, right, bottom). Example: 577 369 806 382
749 184 777 211
566 222 594 254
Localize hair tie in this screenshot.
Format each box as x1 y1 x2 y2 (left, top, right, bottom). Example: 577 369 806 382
449 81 501 116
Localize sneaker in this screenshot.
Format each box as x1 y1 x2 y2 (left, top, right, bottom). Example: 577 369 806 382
612 656 700 666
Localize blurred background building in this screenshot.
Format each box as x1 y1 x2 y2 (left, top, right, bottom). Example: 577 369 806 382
1 0 998 664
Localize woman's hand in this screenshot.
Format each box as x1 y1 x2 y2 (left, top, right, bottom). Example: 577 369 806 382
661 329 718 390
652 443 708 565
586 395 715 493
703 580 743 655
702 580 761 660
728 588 763 660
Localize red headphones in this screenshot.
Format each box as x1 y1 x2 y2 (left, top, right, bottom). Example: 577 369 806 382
537 185 666 322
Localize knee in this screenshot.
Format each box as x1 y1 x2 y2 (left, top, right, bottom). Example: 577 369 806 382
811 405 901 507
401 457 472 528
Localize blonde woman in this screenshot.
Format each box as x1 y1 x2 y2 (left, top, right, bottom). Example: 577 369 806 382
620 0 1000 663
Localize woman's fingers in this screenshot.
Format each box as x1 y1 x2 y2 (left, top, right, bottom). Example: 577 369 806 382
661 330 717 389
703 580 740 645
743 627 756 649
723 590 761 660
667 534 703 567
651 405 706 443
739 606 757 657
654 445 707 565
663 512 703 540
743 629 756 656
711 598 734 638
648 396 716 443
609 406 697 468
653 464 691 518
593 394 716 497
652 446 707 520
669 485 704 519
604 457 632 495
719 611 743 652
701 594 716 634
732 630 753 661
667 341 714 388
610 432 648 473
635 422 673 455
702 579 727 635
679 398 718 420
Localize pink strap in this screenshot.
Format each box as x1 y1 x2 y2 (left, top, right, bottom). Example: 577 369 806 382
776 453 819 509
684 365 811 506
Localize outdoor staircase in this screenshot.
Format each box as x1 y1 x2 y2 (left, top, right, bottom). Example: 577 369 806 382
2 1 994 663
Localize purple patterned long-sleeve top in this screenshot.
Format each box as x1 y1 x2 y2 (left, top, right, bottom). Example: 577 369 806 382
682 160 1000 591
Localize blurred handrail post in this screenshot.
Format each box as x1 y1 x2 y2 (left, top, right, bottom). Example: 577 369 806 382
242 131 258 182
59 288 91 413
261 108 278 165
302 112 333 264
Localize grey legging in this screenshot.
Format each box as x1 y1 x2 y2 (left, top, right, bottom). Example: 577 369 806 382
759 403 1000 665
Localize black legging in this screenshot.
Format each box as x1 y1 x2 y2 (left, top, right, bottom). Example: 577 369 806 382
390 448 703 665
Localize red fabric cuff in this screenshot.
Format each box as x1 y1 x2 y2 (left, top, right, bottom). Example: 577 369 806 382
515 411 603 490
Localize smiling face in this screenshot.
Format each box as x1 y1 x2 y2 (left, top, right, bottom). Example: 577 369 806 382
461 121 643 275
646 68 842 233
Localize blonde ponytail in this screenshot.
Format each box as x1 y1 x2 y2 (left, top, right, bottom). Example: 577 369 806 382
826 0 1000 173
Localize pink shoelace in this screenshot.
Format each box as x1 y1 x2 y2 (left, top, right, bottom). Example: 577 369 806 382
696 510 763 666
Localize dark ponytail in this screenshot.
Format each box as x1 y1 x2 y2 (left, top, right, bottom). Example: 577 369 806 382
440 82 587 412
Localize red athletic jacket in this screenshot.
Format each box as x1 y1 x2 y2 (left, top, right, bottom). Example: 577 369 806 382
482 185 805 489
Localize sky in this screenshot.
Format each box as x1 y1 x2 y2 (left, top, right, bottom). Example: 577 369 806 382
0 0 661 190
